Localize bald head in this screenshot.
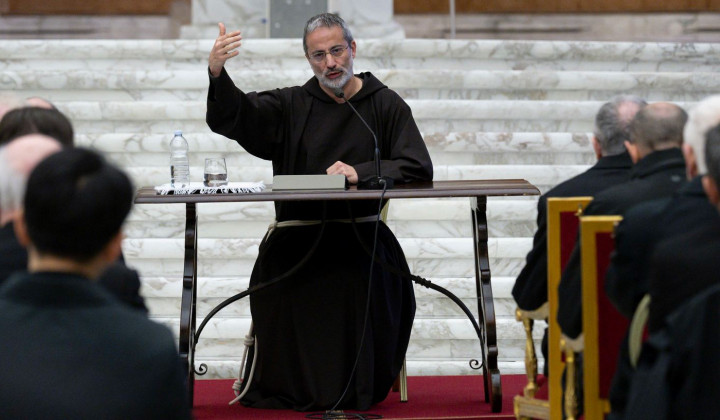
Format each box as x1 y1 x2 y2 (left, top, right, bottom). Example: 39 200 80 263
25 97 56 110
627 102 687 161
0 134 62 225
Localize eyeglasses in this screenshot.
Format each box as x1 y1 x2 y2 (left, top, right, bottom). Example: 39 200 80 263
308 45 349 63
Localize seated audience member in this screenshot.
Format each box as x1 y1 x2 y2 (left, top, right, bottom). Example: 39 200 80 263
605 96 720 417
623 283 720 420
0 135 62 282
645 123 720 334
0 135 147 312
623 130 720 417
0 147 190 419
0 106 74 147
512 95 644 374
558 102 688 340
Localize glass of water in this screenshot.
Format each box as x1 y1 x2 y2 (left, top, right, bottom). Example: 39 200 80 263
204 158 228 187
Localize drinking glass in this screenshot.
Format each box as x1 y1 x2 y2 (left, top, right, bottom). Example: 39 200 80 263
203 158 228 187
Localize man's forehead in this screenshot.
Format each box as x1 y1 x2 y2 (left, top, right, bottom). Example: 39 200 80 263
306 26 345 51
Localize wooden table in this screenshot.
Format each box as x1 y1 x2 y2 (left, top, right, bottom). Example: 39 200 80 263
135 179 540 412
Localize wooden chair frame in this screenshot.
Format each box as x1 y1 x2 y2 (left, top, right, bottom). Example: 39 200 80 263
579 215 623 420
514 197 592 420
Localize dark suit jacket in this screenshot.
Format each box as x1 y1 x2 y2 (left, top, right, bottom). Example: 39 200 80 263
647 222 720 332
608 218 720 418
557 148 686 338
623 283 720 420
0 271 191 419
0 222 27 283
0 221 147 312
605 176 720 319
512 152 632 310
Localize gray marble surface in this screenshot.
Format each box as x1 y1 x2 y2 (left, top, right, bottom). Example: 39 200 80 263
2 36 713 378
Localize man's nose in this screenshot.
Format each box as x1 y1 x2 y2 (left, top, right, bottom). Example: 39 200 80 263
325 54 337 68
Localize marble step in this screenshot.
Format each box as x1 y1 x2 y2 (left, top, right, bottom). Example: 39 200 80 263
2 39 719 72
79 131 594 154
52 99 696 136
125 218 537 240
127 256 523 278
125 198 540 240
141 275 515 315
4 69 717 102
83 131 598 166
120 163 587 191
123 237 531 261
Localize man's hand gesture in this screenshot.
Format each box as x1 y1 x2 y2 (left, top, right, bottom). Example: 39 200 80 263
209 22 242 77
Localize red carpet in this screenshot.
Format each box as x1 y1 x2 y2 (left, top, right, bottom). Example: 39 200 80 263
193 374 524 419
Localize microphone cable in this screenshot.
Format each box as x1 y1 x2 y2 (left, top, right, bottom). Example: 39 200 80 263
193 203 329 363
346 198 487 365
306 181 389 420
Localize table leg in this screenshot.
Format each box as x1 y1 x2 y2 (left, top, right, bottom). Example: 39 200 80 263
179 202 198 406
471 196 502 412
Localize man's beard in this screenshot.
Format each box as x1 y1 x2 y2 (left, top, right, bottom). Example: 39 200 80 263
314 64 353 90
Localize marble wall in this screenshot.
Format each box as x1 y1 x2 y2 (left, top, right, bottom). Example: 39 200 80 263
1 38 718 379
180 0 404 39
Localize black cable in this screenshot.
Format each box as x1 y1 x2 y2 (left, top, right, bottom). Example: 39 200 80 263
194 203 328 345
315 182 389 420
346 201 487 361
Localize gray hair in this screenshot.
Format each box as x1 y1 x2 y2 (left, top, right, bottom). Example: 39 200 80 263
705 123 720 188
594 95 648 155
302 13 353 55
684 95 720 175
0 146 27 215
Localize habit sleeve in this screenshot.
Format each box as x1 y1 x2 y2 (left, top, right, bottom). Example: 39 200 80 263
206 67 284 160
353 93 433 184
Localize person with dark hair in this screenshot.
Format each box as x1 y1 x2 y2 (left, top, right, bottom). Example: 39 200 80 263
0 106 74 147
206 12 433 411
0 147 191 419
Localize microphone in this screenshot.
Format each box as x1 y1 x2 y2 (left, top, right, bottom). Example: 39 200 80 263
333 88 393 190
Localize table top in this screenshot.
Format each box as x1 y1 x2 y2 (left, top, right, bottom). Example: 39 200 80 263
134 179 540 204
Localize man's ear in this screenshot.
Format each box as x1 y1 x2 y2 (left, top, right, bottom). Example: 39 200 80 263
13 211 31 247
703 175 720 207
624 140 640 164
682 143 698 179
591 136 602 160
100 231 124 264
350 40 356 58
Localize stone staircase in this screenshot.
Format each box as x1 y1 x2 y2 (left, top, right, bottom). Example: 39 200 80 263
1 38 718 380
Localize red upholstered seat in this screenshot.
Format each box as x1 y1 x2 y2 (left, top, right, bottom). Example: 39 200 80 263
579 215 628 419
514 197 592 420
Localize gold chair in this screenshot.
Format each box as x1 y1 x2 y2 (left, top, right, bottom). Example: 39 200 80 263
564 215 627 420
514 197 592 420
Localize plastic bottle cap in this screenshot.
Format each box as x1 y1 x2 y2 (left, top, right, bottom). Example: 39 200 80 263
174 130 183 136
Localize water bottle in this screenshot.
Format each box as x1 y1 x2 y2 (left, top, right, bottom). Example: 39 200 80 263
170 130 190 187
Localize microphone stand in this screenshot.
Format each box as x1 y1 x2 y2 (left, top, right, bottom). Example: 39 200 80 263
334 89 394 190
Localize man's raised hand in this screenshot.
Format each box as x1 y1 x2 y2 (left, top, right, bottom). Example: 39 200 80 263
209 22 242 77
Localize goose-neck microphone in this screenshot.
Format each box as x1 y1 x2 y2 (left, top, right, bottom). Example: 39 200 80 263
333 88 393 190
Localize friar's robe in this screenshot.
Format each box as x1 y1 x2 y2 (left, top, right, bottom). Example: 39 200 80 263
207 69 433 411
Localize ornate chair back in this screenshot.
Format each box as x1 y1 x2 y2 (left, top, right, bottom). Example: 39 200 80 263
580 215 627 420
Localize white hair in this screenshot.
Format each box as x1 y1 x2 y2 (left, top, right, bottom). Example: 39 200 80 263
683 95 720 175
0 146 28 215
